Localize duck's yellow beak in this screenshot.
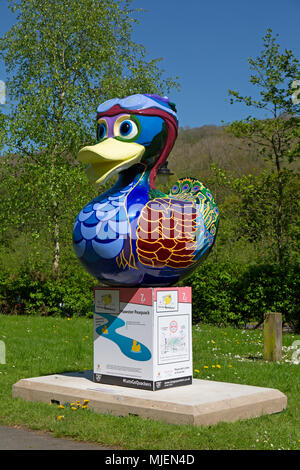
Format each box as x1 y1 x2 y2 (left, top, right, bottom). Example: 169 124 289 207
78 138 145 184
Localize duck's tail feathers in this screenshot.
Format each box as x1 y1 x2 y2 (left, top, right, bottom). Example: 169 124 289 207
169 177 219 235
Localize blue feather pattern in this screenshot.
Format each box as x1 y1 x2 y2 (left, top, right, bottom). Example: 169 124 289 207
73 181 136 264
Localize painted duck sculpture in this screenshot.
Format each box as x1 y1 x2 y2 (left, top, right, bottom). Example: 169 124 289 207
73 94 219 286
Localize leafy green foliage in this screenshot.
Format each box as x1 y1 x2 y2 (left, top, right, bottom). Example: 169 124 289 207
0 269 96 317
1 0 178 156
228 28 300 120
209 167 300 264
181 262 299 328
227 29 300 265
0 0 178 275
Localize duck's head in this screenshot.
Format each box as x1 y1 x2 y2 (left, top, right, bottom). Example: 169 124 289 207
78 94 178 189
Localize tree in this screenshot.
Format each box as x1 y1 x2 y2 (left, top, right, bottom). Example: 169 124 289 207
0 0 178 275
227 28 300 264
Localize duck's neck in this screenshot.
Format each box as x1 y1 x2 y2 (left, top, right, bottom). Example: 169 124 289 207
107 163 167 200
116 163 149 189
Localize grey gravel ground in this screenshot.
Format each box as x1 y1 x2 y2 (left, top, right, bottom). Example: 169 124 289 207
0 424 110 450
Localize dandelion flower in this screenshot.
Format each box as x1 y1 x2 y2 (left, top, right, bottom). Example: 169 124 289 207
71 407 77 411
204 366 209 369
216 364 221 368
57 416 64 420
58 405 64 409
194 369 200 373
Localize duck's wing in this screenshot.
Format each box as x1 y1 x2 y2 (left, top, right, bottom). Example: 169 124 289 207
73 184 134 264
136 197 197 268
136 178 219 269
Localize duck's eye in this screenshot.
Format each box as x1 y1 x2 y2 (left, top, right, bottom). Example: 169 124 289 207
97 120 107 141
118 120 138 139
114 115 140 141
120 121 133 136
98 124 106 139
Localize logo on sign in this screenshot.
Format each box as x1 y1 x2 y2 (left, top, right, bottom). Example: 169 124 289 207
156 290 178 312
95 289 119 313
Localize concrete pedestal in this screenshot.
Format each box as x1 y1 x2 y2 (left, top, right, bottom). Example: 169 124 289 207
12 371 287 427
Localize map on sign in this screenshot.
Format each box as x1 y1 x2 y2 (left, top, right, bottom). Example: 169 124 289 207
158 314 190 364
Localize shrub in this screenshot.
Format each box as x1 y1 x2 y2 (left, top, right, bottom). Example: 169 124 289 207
183 262 299 327
0 269 97 317
0 262 298 329
235 263 300 327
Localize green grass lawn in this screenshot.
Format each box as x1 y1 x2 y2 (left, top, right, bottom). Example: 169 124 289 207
0 315 299 450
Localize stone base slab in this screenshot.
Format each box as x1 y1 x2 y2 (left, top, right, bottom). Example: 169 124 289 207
12 370 287 427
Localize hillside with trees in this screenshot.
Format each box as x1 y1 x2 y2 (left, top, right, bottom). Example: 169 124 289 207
169 124 269 179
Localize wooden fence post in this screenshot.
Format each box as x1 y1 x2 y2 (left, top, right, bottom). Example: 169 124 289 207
0 340 5 364
264 312 282 361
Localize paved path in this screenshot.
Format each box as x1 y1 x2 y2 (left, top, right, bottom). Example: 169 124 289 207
0 424 110 450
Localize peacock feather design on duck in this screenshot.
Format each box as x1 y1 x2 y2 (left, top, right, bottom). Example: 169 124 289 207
136 177 218 270
73 94 219 286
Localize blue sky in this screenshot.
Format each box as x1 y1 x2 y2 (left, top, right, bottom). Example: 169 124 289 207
0 0 299 127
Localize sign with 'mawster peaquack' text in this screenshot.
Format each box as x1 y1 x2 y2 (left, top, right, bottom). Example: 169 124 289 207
93 287 192 391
